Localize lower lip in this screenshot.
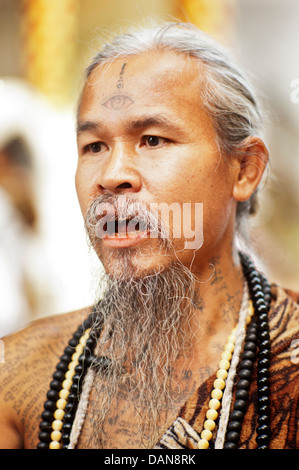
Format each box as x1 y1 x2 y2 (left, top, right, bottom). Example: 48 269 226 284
102 230 150 248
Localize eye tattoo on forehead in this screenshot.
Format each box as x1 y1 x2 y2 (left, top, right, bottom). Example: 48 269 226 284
101 62 134 110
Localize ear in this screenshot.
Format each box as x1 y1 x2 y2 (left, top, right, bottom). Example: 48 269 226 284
232 136 269 203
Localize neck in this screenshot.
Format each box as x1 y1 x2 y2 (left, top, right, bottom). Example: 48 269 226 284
178 241 245 381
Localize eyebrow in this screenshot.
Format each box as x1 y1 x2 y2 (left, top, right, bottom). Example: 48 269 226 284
76 120 103 135
76 114 184 136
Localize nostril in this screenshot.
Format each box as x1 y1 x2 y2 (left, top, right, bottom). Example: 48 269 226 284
117 182 132 189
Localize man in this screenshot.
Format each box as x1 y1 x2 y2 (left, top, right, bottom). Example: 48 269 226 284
0 22 298 450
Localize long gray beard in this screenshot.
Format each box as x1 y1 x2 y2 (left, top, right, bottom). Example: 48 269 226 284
84 196 199 448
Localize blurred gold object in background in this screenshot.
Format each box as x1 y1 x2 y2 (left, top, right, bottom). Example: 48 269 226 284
21 0 79 104
177 0 235 42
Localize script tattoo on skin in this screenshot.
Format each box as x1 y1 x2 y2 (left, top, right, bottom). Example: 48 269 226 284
102 62 134 111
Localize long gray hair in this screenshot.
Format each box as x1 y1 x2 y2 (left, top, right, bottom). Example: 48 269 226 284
83 21 267 222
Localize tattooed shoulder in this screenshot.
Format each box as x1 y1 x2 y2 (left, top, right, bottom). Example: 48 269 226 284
0 307 90 448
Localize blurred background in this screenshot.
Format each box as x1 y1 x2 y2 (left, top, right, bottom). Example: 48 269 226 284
0 0 298 336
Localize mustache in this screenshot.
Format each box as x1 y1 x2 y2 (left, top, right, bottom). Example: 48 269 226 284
85 194 172 246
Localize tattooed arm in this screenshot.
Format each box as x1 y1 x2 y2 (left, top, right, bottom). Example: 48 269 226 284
0 309 88 448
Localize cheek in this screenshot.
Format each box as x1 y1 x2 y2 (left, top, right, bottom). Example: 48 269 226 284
75 165 91 215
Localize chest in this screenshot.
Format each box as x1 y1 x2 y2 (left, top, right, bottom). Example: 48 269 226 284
76 370 201 449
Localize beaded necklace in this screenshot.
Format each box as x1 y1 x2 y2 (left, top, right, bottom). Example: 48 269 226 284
37 252 272 449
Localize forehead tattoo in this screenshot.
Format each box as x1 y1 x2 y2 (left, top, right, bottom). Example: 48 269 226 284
101 62 134 111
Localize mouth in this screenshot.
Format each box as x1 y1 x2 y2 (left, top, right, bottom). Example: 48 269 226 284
96 216 150 248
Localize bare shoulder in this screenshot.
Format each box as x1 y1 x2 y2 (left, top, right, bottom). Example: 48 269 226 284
0 307 91 449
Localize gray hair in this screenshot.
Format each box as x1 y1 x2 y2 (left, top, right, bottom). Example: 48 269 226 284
84 21 266 221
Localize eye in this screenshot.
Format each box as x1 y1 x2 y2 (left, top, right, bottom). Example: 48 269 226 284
84 142 105 155
142 136 168 148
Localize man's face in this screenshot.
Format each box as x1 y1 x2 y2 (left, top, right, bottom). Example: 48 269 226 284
76 50 237 277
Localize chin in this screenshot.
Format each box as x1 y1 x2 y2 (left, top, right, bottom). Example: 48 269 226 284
100 246 175 281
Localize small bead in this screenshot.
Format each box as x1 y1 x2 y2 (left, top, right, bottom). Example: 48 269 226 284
64 346 75 356
59 388 70 400
44 400 56 411
221 351 232 361
65 370 75 380
67 392 77 403
201 429 213 441
68 338 78 347
226 431 240 443
258 330 270 341
256 434 270 446
224 343 234 354
56 398 67 410
259 339 271 350
244 341 257 352
258 385 270 397
65 402 74 413
246 333 257 343
216 369 228 380
259 405 270 416
42 410 54 421
230 410 244 421
211 389 223 400
50 430 62 442
258 414 270 426
235 389 249 401
206 409 218 421
37 442 49 449
70 382 79 393
218 359 230 370
47 389 59 401
61 433 70 444
62 379 72 391
257 424 271 436
71 352 81 363
52 420 63 431
75 343 84 354
258 357 270 369
56 361 68 373
64 412 75 423
259 349 271 360
38 431 51 443
62 422 72 432
49 441 61 449
234 399 247 411
74 364 83 374
79 335 89 345
242 350 255 361
39 421 51 430
258 396 270 407
223 442 238 449
54 409 65 420
197 439 209 449
204 419 216 431
213 378 226 390
209 398 221 410
258 367 270 379
227 420 242 432
236 379 250 390
50 380 62 391
239 369 251 380
53 370 66 381
240 359 253 370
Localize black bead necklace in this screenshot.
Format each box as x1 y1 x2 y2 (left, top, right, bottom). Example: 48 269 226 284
37 311 101 449
223 253 272 449
37 252 272 449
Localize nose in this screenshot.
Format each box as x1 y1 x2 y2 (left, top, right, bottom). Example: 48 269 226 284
98 142 142 194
